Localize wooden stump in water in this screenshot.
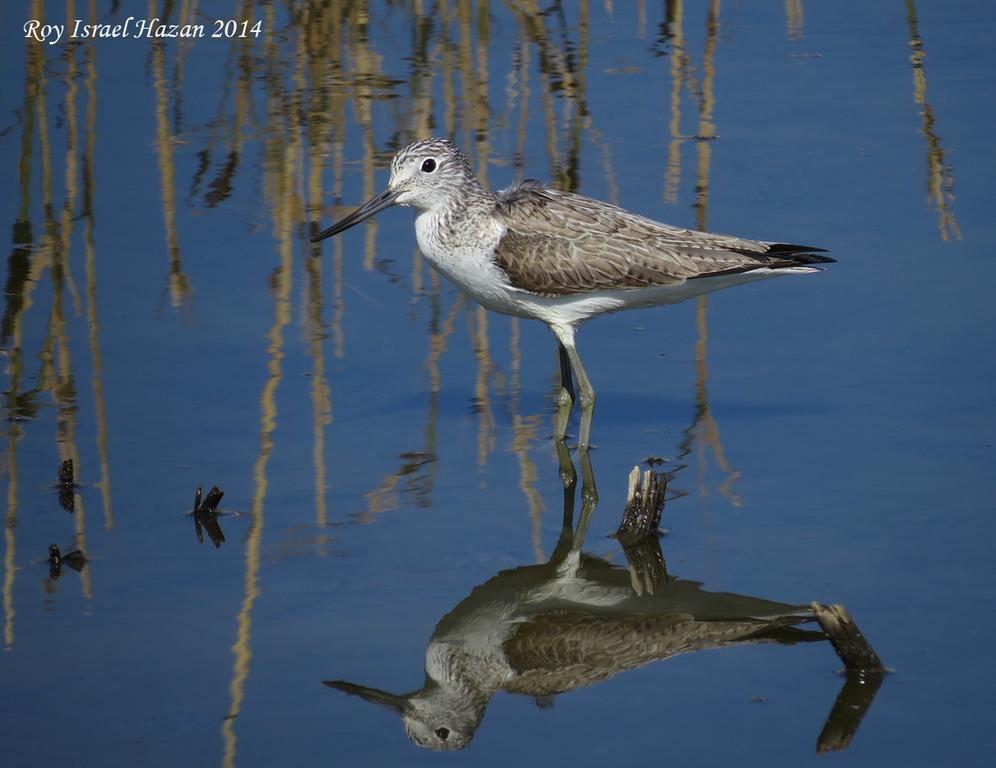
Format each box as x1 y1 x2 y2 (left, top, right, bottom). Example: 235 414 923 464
613 467 668 593
614 467 666 545
809 604 888 749
816 669 885 754
811 602 885 672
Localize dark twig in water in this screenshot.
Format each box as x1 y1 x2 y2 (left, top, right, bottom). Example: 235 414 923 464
198 486 224 513
57 459 74 487
191 485 226 548
48 544 86 579
57 459 77 513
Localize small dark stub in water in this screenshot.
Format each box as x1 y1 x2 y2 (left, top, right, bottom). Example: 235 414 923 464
57 459 74 487
48 544 86 579
57 459 76 513
191 485 226 548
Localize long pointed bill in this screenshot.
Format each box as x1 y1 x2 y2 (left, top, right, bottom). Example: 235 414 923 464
311 188 401 242
322 680 412 714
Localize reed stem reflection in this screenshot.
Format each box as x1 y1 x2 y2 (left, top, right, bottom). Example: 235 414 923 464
905 0 960 240
82 2 114 530
785 0 805 40
222 9 298 760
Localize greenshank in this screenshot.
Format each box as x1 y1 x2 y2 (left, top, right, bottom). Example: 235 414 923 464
323 538 818 751
312 138 833 447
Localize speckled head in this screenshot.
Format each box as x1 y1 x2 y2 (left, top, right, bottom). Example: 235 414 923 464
322 678 479 752
311 137 483 243
389 137 479 210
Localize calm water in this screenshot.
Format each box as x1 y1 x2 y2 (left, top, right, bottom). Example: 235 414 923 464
2 1 995 766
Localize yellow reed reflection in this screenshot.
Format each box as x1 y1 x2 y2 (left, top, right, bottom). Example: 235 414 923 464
82 0 114 530
361 294 462 520
785 0 805 40
222 5 293 765
36 0 92 600
905 0 960 240
1 0 48 652
664 0 687 203
151 0 193 311
508 317 547 564
655 0 742 507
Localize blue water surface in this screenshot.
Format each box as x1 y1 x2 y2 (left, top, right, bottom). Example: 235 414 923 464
1 2 994 766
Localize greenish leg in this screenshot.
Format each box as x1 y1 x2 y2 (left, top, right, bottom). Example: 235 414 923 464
555 343 575 441
572 446 599 551
563 341 596 450
555 432 577 492
551 444 578 569
551 436 600 566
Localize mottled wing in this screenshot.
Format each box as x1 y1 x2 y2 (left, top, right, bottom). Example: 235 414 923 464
492 182 830 296
502 610 817 696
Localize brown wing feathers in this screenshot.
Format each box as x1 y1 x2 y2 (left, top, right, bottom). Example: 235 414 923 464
492 182 832 296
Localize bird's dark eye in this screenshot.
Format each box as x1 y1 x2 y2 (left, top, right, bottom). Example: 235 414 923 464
421 158 436 173
434 727 450 741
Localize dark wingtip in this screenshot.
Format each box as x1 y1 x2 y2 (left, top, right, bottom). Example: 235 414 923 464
765 243 835 264
766 242 828 254
789 251 836 265
693 242 835 280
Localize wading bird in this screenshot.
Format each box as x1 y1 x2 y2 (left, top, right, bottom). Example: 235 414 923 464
312 139 832 447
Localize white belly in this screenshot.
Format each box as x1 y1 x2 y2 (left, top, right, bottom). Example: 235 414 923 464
413 210 816 329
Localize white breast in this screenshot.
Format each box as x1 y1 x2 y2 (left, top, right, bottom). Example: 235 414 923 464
414 211 538 317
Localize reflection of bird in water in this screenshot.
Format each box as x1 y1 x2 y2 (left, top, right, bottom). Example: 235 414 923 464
312 138 832 446
325 549 822 751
